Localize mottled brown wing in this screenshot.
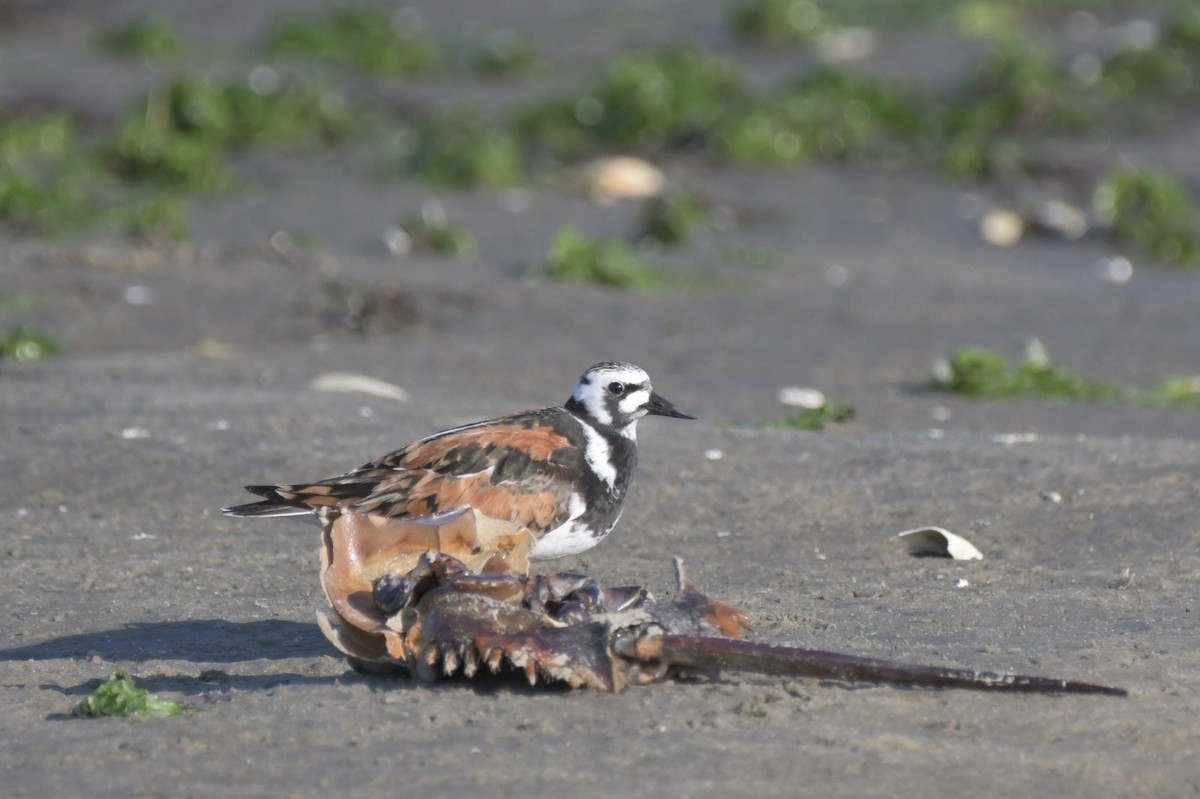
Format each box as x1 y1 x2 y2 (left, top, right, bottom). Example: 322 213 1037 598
269 413 585 535
350 465 575 534
368 408 576 473
265 464 576 535
231 409 585 531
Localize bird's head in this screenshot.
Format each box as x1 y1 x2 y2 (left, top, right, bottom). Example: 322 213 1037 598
566 362 694 437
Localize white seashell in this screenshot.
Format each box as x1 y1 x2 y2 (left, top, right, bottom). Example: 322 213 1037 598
991 432 1039 445
124 285 155 306
1035 199 1088 240
585 157 665 205
896 526 984 560
979 208 1024 247
816 27 877 63
777 387 827 409
1097 256 1133 284
309 372 410 402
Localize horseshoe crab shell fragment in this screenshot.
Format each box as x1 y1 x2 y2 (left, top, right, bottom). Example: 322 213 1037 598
896 527 984 560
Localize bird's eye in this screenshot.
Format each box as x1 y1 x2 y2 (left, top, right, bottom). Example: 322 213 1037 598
607 382 625 396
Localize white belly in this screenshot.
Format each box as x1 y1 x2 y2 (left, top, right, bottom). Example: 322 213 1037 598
530 518 609 560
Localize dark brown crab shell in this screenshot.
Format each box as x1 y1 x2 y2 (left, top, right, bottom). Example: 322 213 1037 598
396 558 752 692
313 501 752 691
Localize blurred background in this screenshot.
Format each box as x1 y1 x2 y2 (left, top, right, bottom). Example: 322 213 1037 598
1 0 1197 430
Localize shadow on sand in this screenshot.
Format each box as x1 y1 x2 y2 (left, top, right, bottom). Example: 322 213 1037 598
0 618 331 664
6 618 572 709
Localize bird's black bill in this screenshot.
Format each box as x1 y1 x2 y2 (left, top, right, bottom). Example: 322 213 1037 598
645 391 695 420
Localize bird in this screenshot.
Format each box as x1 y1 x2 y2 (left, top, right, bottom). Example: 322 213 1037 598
223 362 694 563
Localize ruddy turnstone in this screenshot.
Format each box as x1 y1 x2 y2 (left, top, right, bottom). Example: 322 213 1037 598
224 362 693 562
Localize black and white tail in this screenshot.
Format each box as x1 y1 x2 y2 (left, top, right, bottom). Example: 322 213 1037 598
222 485 315 518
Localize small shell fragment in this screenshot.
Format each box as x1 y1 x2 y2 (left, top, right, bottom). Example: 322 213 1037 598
192 338 234 359
816 28 878 62
896 527 984 560
309 372 410 402
777 387 827 409
991 432 1039 445
1097 256 1133 284
585 157 665 205
979 208 1024 247
1034 199 1088 240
